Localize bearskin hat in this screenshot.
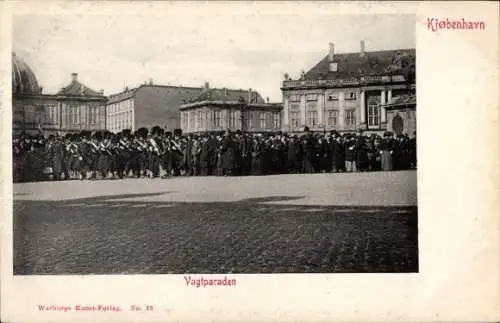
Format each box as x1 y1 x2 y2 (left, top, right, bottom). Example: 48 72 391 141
173 128 182 137
79 130 90 139
303 126 310 133
137 127 149 139
151 125 162 136
120 129 132 139
92 131 102 141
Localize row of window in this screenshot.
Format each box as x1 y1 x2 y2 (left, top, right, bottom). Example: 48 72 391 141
107 100 133 114
109 111 133 132
288 101 381 127
288 92 358 102
288 110 356 128
181 110 281 130
289 105 382 129
68 105 100 125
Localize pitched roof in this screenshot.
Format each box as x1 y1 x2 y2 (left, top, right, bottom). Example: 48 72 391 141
303 48 416 81
57 75 102 97
188 88 266 104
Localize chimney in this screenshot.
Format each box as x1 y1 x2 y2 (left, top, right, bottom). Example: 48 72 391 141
360 40 365 57
328 42 335 62
223 88 227 96
99 89 104 96
204 82 210 90
149 78 154 85
266 97 270 103
248 88 252 103
71 73 78 82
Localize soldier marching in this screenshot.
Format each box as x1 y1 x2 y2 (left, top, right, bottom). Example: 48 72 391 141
12 126 416 183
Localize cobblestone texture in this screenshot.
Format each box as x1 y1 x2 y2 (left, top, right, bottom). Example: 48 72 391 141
13 172 418 274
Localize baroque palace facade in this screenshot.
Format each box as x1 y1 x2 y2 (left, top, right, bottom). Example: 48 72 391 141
281 41 416 134
12 53 107 135
180 83 282 134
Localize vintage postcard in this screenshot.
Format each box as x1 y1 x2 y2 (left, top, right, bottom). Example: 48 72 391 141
1 1 498 322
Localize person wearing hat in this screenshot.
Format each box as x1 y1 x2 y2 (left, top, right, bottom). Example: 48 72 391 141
300 126 315 173
380 131 394 171
344 135 357 172
220 129 236 176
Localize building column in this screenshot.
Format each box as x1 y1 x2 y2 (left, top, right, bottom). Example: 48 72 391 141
317 92 325 129
381 90 387 123
360 90 366 125
283 97 289 131
387 89 392 104
300 95 306 127
338 91 345 130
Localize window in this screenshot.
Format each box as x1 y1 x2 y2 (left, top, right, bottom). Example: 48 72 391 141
289 103 300 111
273 112 280 128
195 111 202 129
306 111 318 127
234 111 241 129
229 110 236 128
89 107 99 124
326 110 339 126
214 110 222 128
305 93 318 101
260 112 267 129
71 106 80 125
289 111 300 129
345 92 357 100
288 95 300 102
367 101 380 126
44 105 56 123
189 112 195 129
345 109 356 126
329 62 338 72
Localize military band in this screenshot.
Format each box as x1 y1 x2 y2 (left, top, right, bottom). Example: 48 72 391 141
12 126 416 183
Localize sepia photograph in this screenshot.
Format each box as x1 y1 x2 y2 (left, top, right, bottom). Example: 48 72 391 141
2 2 500 323
11 13 418 275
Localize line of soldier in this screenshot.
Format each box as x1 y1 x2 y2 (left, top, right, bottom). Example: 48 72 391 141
12 126 416 182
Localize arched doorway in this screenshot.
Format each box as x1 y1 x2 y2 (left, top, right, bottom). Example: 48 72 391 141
392 114 404 135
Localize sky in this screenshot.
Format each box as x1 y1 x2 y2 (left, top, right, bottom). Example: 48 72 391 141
13 12 415 102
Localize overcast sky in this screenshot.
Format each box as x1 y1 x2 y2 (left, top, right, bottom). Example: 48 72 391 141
13 12 415 101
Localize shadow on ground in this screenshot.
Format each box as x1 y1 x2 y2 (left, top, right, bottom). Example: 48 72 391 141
13 192 418 275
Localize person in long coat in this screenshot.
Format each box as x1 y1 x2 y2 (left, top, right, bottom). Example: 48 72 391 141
332 135 345 172
380 132 394 171
199 136 211 176
250 136 264 175
220 130 236 176
301 128 315 173
47 134 66 180
287 135 301 174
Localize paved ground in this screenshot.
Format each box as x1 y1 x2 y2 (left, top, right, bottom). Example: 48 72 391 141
13 171 418 274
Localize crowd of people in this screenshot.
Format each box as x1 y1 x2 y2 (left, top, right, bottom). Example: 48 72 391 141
12 126 416 183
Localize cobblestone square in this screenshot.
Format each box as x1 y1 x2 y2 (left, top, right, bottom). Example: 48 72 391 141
13 171 418 274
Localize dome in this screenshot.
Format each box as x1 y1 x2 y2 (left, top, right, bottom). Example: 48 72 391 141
12 53 42 96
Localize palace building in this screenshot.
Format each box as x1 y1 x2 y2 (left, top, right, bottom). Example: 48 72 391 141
12 53 107 135
179 83 282 134
281 41 416 134
106 83 204 133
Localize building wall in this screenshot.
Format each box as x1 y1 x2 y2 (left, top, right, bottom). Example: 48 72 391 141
60 99 106 133
13 95 105 135
133 86 203 131
106 98 134 133
282 84 410 133
387 107 416 136
181 105 282 134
